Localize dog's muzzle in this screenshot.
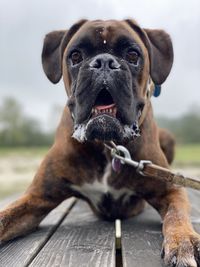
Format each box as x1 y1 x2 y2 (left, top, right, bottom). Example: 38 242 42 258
70 53 141 142
71 88 140 142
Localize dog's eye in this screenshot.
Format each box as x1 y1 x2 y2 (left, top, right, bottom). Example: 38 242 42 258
126 50 139 65
70 51 83 65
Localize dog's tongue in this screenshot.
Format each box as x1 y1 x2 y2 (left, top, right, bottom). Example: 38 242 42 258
95 103 115 111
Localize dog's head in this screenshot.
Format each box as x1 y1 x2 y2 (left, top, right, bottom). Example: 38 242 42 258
42 19 173 142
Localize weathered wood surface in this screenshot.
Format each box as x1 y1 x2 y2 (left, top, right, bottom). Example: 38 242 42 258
0 196 75 267
188 189 200 233
121 205 163 267
121 189 200 267
30 200 116 267
0 189 199 267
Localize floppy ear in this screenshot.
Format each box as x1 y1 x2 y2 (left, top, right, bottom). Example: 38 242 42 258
125 19 173 85
42 30 66 84
144 28 174 85
42 19 87 84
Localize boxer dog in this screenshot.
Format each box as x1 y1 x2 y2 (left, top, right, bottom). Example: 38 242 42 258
0 19 200 267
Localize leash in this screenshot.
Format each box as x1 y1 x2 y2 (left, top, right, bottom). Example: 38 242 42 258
102 79 200 191
104 141 200 191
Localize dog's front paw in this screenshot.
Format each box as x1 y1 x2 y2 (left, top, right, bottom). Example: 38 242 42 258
161 232 200 267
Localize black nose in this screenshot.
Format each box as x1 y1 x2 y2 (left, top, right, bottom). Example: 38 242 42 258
89 53 120 70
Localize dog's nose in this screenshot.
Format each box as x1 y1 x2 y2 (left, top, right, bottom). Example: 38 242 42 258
89 54 120 70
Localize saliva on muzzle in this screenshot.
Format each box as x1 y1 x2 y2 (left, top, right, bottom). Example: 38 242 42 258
68 84 141 142
72 114 140 143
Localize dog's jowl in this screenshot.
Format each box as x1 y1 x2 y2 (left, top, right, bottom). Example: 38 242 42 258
1 19 200 267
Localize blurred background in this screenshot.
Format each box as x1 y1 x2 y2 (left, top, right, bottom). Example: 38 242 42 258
0 0 199 199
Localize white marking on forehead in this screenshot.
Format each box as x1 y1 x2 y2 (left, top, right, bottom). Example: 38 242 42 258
103 39 107 44
70 163 135 210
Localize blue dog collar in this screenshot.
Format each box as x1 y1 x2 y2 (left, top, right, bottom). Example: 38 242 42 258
153 84 161 97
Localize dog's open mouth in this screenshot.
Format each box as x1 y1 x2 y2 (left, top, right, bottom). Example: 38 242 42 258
72 88 140 142
91 89 117 119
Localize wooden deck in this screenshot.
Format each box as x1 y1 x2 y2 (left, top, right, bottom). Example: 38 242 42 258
0 189 200 267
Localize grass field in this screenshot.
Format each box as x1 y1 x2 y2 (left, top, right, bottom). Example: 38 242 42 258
1 144 199 164
0 144 199 199
174 144 200 166
0 146 51 199
0 146 49 157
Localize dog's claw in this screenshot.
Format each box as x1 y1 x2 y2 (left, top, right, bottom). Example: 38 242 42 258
161 245 165 259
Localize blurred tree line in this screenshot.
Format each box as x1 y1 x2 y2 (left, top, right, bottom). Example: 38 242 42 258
157 105 200 144
0 97 199 147
0 98 54 147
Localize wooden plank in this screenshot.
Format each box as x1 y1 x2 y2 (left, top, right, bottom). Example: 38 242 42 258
188 189 200 233
121 205 163 267
29 200 116 267
121 189 200 267
0 196 75 267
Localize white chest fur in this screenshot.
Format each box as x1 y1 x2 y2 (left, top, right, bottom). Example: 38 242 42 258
70 163 134 210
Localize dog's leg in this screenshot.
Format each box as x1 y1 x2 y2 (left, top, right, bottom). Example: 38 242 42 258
0 148 73 244
148 187 200 267
0 193 64 244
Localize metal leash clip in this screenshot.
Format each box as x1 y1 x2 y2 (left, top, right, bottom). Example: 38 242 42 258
105 141 152 175
111 145 132 172
111 145 132 163
136 160 152 176
104 141 200 191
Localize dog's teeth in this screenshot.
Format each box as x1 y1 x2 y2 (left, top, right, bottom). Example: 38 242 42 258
92 106 117 116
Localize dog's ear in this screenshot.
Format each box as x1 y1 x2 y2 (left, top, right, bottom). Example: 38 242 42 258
143 28 174 85
42 19 87 84
125 19 174 85
42 30 66 84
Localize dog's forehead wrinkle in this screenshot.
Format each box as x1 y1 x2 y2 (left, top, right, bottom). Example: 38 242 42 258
116 35 142 49
67 36 94 53
69 22 141 53
84 22 127 42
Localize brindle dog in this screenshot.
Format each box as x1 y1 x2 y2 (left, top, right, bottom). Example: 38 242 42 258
0 19 200 267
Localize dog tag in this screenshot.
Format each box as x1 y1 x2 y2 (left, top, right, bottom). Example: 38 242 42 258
112 157 121 172
153 84 161 97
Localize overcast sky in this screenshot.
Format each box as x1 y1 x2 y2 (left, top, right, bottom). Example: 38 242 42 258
0 0 200 129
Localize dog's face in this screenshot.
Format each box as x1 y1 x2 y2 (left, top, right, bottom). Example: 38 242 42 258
42 19 173 142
